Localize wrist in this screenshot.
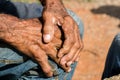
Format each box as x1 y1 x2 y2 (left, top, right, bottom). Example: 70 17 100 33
0 14 17 40
0 22 8 40
40 0 65 9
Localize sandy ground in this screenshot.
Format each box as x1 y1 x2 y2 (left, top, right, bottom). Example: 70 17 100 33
63 0 120 80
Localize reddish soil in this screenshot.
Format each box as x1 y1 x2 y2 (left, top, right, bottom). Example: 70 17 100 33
63 0 120 80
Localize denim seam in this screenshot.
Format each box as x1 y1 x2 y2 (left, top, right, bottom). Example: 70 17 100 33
0 59 23 64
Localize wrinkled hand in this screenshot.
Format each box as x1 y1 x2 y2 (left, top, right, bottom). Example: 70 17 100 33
0 15 70 77
42 5 83 66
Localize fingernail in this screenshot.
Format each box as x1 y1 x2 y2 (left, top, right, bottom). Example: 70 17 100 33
61 61 66 65
58 21 62 26
67 61 73 66
44 34 51 43
68 68 71 72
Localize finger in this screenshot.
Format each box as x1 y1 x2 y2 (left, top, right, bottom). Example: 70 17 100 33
51 37 62 50
60 43 79 67
75 51 81 62
75 41 83 62
36 40 71 72
43 42 71 72
29 45 53 77
54 16 64 39
72 49 80 62
43 20 54 43
72 22 84 62
56 16 64 26
74 24 84 62
43 14 56 43
54 25 61 39
62 22 83 66
58 16 75 58
48 48 71 72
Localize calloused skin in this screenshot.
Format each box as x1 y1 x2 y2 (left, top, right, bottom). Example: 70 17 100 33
0 14 70 77
40 0 83 69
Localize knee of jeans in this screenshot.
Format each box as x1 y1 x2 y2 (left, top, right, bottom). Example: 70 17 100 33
48 59 61 76
48 59 77 77
67 9 84 39
0 45 24 67
55 62 77 80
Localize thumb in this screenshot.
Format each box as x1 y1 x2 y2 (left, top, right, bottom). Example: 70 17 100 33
43 17 55 43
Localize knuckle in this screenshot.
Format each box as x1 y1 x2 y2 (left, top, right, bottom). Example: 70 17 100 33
34 54 47 63
44 69 51 74
64 27 69 32
33 51 39 57
69 38 74 45
66 55 72 60
81 43 84 50
73 42 81 50
76 44 80 49
36 57 44 63
71 39 75 44
80 42 84 49
63 47 70 52
65 16 73 21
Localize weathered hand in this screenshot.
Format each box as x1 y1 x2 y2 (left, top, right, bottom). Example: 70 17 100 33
57 16 84 66
41 1 84 66
0 14 70 77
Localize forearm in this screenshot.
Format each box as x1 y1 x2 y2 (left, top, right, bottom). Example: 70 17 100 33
40 0 68 18
0 14 19 40
40 0 65 10
40 0 62 5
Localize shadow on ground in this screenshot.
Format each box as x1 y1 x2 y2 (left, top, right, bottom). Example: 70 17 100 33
91 5 120 19
91 5 120 28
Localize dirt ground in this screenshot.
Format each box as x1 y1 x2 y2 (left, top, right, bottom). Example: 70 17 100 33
63 0 120 80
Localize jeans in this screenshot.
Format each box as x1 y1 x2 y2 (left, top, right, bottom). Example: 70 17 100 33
0 1 84 80
102 33 120 79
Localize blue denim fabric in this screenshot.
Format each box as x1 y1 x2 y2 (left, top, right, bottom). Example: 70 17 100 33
102 33 120 79
0 0 43 19
0 2 84 80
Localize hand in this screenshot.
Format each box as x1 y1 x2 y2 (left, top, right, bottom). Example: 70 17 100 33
41 2 83 66
58 16 84 66
0 14 70 77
